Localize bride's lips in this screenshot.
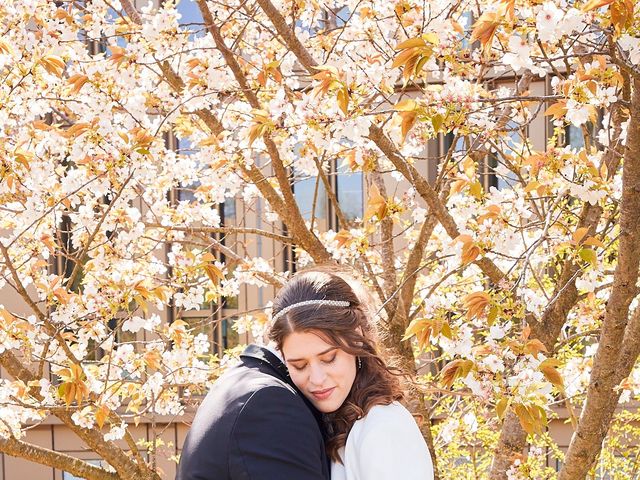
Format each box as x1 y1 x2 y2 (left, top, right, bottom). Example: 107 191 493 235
310 387 335 401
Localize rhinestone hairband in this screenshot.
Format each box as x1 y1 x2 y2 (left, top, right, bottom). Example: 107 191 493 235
272 300 350 323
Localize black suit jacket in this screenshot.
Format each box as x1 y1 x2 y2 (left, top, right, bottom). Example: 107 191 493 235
176 345 330 480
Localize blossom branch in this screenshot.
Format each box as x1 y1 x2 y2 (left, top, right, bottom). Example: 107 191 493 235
0 437 119 480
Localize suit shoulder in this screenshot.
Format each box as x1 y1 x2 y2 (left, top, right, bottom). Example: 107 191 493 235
219 362 296 396
240 383 309 414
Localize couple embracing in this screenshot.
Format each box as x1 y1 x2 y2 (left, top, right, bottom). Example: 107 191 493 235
176 267 434 480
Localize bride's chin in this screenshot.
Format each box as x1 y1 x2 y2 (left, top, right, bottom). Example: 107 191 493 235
310 398 341 413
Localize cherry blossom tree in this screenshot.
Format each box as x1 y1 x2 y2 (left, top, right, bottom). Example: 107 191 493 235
0 0 639 479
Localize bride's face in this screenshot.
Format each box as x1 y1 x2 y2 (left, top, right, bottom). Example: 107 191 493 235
282 330 357 413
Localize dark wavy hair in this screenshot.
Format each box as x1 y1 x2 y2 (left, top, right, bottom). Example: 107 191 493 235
268 269 403 462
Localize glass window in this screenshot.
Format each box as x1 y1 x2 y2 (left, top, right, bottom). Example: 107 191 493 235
336 166 363 222
459 11 474 50
443 132 467 155
223 197 236 222
181 314 215 342
293 174 327 221
175 137 198 202
564 122 598 151
566 125 585 150
488 155 518 190
490 120 522 190
220 316 239 350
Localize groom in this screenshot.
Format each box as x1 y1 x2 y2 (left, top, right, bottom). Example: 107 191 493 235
176 344 330 480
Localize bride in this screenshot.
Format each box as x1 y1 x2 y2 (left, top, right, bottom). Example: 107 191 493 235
269 269 434 480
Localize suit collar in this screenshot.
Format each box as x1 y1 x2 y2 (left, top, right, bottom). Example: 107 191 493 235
240 344 291 383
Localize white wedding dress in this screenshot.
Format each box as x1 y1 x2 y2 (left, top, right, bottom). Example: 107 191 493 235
330 401 434 480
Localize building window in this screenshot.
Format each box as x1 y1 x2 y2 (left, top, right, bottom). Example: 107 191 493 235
219 315 239 351
336 167 363 223
487 120 523 190
293 173 328 222
563 121 598 151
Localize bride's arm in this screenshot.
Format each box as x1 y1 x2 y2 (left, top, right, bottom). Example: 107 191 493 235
354 403 434 480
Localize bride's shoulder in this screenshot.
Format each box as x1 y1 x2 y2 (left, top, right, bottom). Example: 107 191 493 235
347 401 425 452
364 401 412 420
354 401 415 431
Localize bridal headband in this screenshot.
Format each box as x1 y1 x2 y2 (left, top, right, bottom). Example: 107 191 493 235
271 300 350 323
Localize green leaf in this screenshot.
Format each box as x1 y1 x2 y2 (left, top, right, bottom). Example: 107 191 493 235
415 54 431 76
487 305 499 326
496 397 509 421
431 113 444 133
579 247 598 266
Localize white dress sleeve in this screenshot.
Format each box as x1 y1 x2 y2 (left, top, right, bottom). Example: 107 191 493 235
351 403 434 480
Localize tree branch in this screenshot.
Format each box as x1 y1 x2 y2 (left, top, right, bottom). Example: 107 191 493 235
0 351 158 480
0 436 119 480
195 0 332 264
558 77 640 480
145 223 293 244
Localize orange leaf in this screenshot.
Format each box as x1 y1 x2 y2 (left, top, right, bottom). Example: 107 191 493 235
470 12 500 52
611 0 634 33
363 184 388 222
337 86 349 116
399 111 417 142
540 359 565 391
440 359 475 388
461 242 481 265
572 227 590 244
391 47 420 69
203 263 224 285
524 338 548 358
0 39 14 56
95 405 109 429
500 0 516 20
514 403 546 435
463 291 491 319
581 0 614 11
394 99 418 112
39 55 66 77
334 229 352 248
496 397 509 420
583 236 605 248
522 324 531 340
109 45 127 65
144 350 162 370
450 179 468 196
544 101 567 119
403 319 432 350
67 74 89 94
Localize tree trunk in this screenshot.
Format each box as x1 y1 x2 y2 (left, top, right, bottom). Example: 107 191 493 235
558 77 640 480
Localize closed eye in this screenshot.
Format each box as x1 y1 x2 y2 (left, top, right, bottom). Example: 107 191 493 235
321 355 336 364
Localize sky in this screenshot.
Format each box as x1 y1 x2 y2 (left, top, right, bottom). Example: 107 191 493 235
176 0 204 28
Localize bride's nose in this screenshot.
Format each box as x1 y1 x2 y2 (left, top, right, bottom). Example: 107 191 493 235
308 362 327 386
